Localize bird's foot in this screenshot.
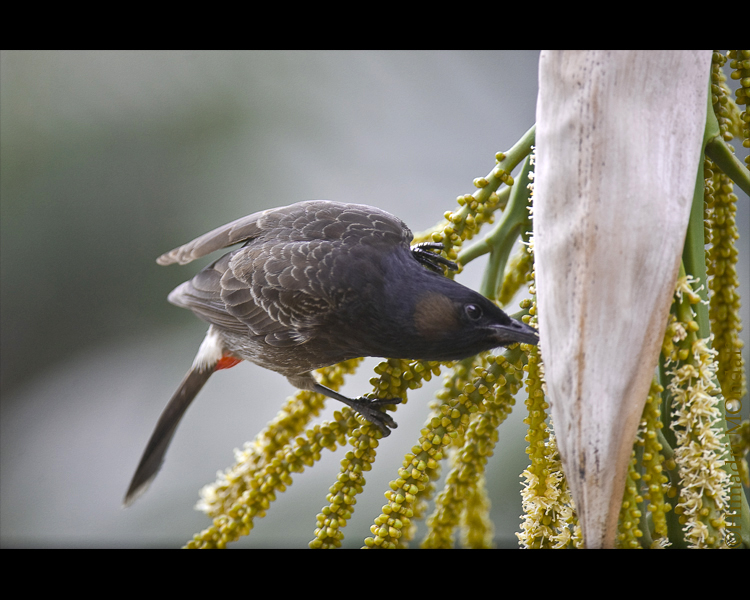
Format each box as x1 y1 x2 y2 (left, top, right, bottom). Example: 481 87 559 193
309 381 401 437
411 242 458 274
347 396 402 437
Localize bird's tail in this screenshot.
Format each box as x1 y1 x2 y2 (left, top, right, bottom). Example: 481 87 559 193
123 327 237 507
123 365 214 507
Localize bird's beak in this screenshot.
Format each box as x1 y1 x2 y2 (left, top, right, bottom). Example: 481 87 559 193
492 318 539 346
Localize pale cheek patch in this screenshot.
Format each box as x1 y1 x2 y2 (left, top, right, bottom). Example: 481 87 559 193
413 293 459 339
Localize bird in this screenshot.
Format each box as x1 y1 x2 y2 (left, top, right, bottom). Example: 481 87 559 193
124 200 538 506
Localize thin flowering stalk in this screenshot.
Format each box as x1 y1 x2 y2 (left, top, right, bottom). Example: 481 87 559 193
310 425 380 549
422 347 526 548
458 152 535 301
190 356 439 548
459 474 495 549
662 271 734 548
617 450 644 548
517 313 582 548
186 411 356 548
726 50 749 168
365 356 478 549
639 380 672 546
412 127 533 279
517 233 581 548
309 357 443 549
197 359 363 518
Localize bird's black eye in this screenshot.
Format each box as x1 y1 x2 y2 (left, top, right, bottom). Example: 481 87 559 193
465 304 483 320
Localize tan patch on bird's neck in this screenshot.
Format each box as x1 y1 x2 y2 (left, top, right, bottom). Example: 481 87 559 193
413 293 459 338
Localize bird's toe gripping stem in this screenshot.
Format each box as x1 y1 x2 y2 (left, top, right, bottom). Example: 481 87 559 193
310 382 401 437
411 242 458 274
348 396 402 437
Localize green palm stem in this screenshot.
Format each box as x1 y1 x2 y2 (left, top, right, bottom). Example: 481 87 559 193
458 152 534 301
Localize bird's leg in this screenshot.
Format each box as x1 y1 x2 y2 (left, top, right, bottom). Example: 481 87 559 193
310 382 401 436
411 242 458 274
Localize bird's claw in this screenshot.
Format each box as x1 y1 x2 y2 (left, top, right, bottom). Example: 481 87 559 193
411 242 458 274
350 396 402 437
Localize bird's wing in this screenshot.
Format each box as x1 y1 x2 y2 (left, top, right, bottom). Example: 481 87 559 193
166 251 255 336
164 201 413 346
156 200 412 267
156 211 269 266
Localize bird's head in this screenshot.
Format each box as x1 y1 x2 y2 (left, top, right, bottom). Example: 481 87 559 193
338 247 538 363
406 280 538 361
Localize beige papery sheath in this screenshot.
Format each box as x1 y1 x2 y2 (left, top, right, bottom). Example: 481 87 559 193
533 50 712 547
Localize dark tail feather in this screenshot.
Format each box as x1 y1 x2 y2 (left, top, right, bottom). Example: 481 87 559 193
123 366 215 507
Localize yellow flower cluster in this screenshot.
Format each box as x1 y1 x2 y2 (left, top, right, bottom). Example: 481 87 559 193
617 379 672 548
189 355 447 548
705 168 746 407
498 242 534 307
660 273 734 548
428 193 503 276
516 236 581 548
727 50 749 167
369 357 442 401
421 350 526 548
638 380 671 546
196 358 363 518
516 343 580 549
729 420 749 487
668 337 732 548
458 474 495 549
364 347 528 549
186 411 355 548
186 137 538 548
617 450 644 548
309 425 380 548
414 149 521 276
310 358 442 549
710 52 742 143
706 51 747 408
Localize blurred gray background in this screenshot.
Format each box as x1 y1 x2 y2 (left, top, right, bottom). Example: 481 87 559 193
1 50 747 548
